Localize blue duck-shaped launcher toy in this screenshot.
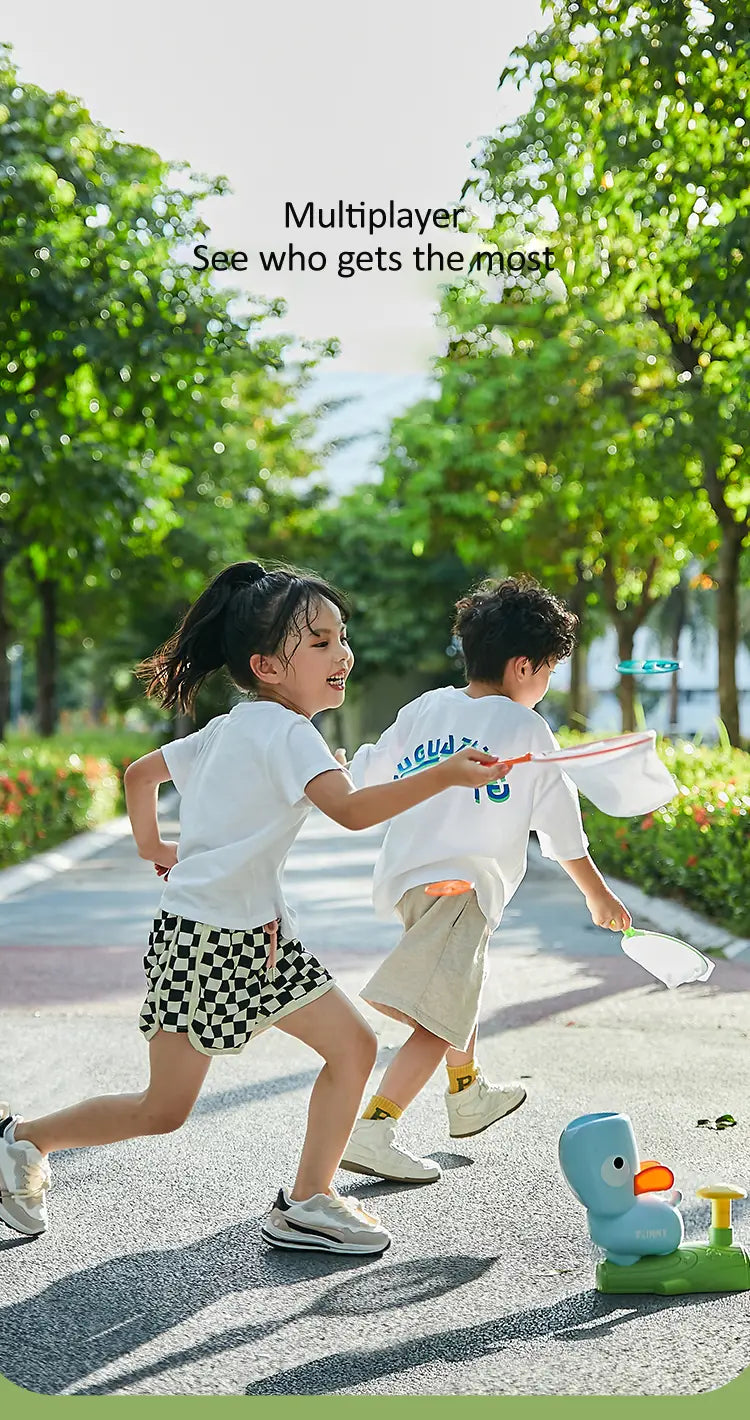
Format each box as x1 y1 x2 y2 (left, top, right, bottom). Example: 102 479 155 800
559 1112 683 1267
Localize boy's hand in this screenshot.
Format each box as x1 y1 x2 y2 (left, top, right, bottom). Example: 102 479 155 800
153 840 179 879
586 888 631 932
442 747 500 789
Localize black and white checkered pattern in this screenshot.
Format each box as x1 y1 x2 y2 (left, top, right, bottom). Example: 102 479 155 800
139 912 333 1055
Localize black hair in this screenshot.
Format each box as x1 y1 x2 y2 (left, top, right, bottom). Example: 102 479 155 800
453 576 577 683
138 560 350 713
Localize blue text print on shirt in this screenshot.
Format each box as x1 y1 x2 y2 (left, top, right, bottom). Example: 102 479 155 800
393 734 510 805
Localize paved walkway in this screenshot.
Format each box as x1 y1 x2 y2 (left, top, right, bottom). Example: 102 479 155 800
1 801 749 1397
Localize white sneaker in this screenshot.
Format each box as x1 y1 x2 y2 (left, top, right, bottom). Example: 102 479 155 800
261 1188 391 1255
0 1105 51 1236
340 1116 441 1183
281 1187 382 1225
445 1073 527 1139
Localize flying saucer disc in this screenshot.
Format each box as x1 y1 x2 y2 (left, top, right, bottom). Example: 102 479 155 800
616 659 682 675
425 879 474 897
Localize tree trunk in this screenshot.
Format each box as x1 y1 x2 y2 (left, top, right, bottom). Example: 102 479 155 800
668 581 686 734
615 624 636 732
602 556 657 735
35 578 58 738
568 569 588 730
0 557 10 741
700 456 745 747
668 650 679 733
716 531 742 746
569 641 588 730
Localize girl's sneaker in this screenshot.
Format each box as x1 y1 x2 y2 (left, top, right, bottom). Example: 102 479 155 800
445 1073 527 1139
0 1106 51 1236
261 1188 391 1255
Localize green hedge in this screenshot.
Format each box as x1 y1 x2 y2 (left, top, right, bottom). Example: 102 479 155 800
562 734 750 938
3 728 749 937
0 732 159 870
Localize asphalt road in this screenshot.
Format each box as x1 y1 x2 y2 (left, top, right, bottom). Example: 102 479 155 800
1 803 749 1397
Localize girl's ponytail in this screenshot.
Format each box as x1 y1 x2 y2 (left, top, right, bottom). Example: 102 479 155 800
137 561 268 713
137 558 349 715
217 562 266 591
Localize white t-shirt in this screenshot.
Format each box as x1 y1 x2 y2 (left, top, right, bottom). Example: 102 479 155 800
159 701 342 934
349 686 588 931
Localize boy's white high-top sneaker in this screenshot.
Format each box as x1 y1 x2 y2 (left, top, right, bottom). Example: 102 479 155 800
445 1074 527 1139
340 1116 441 1183
0 1105 51 1236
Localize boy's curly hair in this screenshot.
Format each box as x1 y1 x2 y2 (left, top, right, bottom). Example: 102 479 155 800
453 576 578 683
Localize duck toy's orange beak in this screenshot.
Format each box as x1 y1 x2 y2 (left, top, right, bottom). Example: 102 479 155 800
634 1160 674 1194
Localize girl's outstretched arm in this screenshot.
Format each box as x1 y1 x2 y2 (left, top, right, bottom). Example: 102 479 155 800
123 750 178 870
347 697 425 788
305 747 500 832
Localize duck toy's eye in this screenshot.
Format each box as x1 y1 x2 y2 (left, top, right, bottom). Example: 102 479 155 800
601 1154 632 1187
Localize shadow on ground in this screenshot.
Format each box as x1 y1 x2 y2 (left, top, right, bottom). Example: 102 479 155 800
479 953 750 1043
0 1244 495 1395
244 1287 709 1395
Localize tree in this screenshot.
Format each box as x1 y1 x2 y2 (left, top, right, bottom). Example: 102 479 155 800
647 566 715 731
378 295 713 730
77 359 333 730
0 44 305 735
472 0 750 739
293 484 480 682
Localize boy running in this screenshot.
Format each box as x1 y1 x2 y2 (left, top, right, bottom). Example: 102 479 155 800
340 577 631 1184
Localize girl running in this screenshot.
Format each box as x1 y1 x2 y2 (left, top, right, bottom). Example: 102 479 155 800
0 561 500 1256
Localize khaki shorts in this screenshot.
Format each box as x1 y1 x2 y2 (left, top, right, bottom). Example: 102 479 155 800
361 886 490 1050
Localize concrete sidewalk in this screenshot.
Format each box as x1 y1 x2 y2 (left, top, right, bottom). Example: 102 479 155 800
1 803 749 1397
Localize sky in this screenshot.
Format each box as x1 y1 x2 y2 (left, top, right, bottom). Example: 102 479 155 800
4 0 544 484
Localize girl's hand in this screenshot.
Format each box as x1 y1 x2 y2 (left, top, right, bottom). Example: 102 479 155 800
334 747 348 767
586 889 631 932
153 840 179 879
442 747 500 789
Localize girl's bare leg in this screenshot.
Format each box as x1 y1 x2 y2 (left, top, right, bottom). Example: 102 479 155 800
274 986 377 1200
12 1031 211 1156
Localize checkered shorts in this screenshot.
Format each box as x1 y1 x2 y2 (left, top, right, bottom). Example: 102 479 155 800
139 912 334 1056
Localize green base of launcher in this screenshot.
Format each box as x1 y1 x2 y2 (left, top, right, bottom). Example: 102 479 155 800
597 1242 750 1295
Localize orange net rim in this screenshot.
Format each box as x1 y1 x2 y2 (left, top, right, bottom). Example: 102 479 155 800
499 731 654 771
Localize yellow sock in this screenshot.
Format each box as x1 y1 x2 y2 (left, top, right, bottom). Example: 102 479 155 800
447 1060 479 1094
362 1094 403 1121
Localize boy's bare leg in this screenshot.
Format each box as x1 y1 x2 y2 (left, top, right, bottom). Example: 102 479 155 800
375 1023 450 1111
445 1025 478 1070
12 1031 211 1155
274 986 377 1199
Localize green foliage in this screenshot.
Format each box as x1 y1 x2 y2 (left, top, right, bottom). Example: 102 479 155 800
0 42 331 734
1 41 244 573
476 0 750 736
382 300 713 603
371 2 750 737
68 362 331 726
6 726 160 778
0 745 117 867
560 732 750 936
292 484 483 681
0 727 160 865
